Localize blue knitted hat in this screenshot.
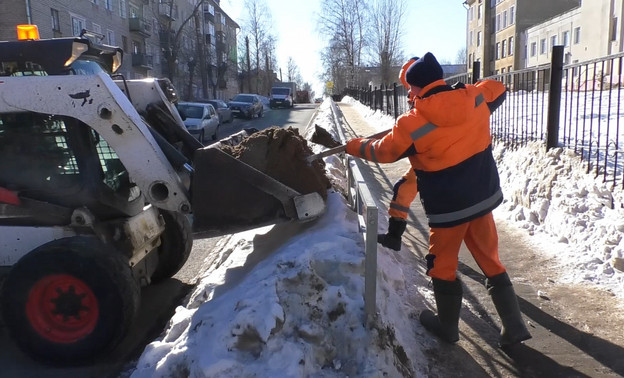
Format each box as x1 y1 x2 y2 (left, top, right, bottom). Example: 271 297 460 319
405 52 443 88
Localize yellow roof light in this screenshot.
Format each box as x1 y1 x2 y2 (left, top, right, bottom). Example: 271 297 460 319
17 24 40 40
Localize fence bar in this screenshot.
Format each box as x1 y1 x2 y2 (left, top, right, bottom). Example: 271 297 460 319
546 45 564 150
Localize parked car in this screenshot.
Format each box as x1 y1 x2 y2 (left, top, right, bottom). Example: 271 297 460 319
176 102 220 143
206 99 234 124
228 94 264 119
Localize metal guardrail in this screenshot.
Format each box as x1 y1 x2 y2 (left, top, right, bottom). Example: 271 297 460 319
329 100 379 325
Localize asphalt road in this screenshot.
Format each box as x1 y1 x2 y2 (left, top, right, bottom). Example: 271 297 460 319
0 103 320 378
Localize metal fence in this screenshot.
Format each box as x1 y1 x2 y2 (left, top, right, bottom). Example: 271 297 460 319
344 48 624 190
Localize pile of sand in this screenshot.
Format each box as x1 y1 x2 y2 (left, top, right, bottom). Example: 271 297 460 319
219 126 331 200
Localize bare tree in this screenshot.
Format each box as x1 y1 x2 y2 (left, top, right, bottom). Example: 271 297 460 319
286 57 303 84
151 0 206 97
318 0 367 92
240 0 275 94
367 0 406 85
320 38 347 94
455 47 467 65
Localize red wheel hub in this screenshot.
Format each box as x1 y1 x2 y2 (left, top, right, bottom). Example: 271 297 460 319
26 274 99 343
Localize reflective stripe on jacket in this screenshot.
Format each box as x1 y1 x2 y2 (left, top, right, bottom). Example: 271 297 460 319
346 78 506 227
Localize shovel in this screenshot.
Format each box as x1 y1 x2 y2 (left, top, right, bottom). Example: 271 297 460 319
306 128 391 163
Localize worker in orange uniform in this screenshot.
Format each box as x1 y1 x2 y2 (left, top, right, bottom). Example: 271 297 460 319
345 52 531 347
377 57 419 251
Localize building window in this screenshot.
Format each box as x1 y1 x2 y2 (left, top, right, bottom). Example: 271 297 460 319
574 27 581 44
119 0 127 18
530 42 537 57
563 31 570 46
540 39 547 54
470 30 474 46
496 42 500 59
502 40 507 57
612 17 618 41
107 30 115 45
508 36 514 55
503 10 507 28
122 35 128 52
496 14 500 31
105 0 113 11
477 31 482 46
92 23 101 34
470 6 474 21
510 6 515 25
478 4 482 19
71 15 86 36
550 35 557 48
51 9 60 31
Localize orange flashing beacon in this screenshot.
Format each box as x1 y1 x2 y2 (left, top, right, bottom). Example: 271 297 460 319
16 24 40 40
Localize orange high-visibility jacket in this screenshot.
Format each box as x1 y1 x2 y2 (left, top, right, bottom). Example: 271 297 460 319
346 79 507 228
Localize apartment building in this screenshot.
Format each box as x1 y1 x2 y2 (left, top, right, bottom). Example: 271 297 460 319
464 0 580 77
526 0 624 67
0 0 239 101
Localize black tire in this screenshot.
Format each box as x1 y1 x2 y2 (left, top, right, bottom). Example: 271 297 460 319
150 210 193 283
1 236 140 365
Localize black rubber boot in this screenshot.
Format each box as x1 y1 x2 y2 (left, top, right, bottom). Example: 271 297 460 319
486 272 532 347
377 217 407 251
419 278 463 343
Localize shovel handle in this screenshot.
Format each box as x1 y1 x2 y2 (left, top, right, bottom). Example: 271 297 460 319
305 128 391 163
306 145 346 162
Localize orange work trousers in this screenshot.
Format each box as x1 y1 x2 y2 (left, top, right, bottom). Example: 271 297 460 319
426 212 506 281
389 168 418 219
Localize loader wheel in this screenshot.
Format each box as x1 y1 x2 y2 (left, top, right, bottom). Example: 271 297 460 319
150 210 193 283
0 236 140 365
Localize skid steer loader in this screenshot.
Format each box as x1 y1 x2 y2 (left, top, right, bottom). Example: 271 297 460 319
0 26 325 364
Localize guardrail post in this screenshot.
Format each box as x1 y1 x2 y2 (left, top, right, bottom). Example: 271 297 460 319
329 100 378 326
547 45 564 150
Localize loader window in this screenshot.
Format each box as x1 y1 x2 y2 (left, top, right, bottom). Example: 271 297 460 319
0 113 79 194
91 130 138 201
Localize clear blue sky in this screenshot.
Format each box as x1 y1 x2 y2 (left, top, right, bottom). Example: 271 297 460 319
220 0 467 95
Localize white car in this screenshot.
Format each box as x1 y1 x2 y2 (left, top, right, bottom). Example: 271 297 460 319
176 102 220 143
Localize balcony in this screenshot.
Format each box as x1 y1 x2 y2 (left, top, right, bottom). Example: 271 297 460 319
129 17 151 37
204 11 215 23
132 53 153 69
159 3 178 20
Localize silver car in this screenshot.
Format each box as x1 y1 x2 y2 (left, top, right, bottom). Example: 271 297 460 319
176 102 220 143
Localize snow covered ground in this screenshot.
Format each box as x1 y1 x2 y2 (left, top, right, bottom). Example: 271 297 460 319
128 96 624 377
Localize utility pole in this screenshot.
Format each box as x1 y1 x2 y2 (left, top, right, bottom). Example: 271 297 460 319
245 36 251 93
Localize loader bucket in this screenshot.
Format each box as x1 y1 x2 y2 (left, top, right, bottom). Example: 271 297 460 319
191 128 328 236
